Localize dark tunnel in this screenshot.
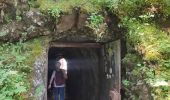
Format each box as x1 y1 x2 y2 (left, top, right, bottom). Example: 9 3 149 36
47 47 104 100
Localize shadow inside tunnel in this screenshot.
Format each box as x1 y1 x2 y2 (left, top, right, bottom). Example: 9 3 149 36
47 47 100 100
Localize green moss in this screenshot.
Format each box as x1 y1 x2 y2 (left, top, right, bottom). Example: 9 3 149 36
122 18 170 99
123 19 170 61
36 0 100 13
122 53 141 64
24 37 49 66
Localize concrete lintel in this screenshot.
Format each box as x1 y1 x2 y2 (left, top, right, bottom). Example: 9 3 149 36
50 42 102 48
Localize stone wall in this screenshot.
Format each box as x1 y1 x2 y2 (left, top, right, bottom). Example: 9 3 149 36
29 38 49 100
0 0 122 43
32 50 48 100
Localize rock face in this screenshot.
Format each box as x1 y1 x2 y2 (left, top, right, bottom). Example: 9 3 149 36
0 0 122 43
0 0 50 42
32 48 48 100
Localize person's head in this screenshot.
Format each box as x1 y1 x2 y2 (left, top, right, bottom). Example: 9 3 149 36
56 53 64 59
55 61 61 70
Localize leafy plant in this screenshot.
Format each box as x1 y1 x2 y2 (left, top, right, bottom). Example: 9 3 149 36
87 13 104 29
0 70 27 99
122 79 130 86
16 15 22 22
0 37 46 99
4 15 12 23
122 17 170 99
0 31 7 37
47 6 61 18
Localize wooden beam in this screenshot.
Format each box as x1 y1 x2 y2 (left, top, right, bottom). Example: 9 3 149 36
50 43 102 48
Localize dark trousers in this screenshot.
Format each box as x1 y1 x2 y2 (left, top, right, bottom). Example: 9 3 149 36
53 87 65 100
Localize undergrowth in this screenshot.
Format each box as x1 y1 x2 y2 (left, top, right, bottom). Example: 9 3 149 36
0 38 44 99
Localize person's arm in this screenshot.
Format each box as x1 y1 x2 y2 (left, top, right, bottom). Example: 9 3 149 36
48 71 56 89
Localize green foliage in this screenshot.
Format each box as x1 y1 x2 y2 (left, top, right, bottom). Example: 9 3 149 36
138 14 155 22
122 17 170 60
35 0 120 13
0 31 8 37
115 0 146 16
122 53 141 64
0 70 27 100
133 62 155 84
154 0 170 17
47 6 61 18
90 0 119 11
87 13 104 29
164 4 170 16
4 14 12 23
16 16 22 22
28 0 39 8
122 79 130 86
122 17 170 99
29 0 170 21
162 60 170 69
0 37 46 99
35 84 44 96
37 0 97 13
114 0 170 18
152 86 170 99
86 13 107 41
0 42 30 99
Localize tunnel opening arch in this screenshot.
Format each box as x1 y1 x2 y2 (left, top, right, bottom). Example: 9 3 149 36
45 39 121 100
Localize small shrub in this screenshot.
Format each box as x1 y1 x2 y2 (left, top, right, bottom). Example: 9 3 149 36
47 6 61 18
16 15 22 22
87 13 104 29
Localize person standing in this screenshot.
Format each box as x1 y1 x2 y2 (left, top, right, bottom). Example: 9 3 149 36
48 54 67 100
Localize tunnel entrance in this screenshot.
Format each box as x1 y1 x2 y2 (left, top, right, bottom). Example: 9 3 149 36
48 43 102 100
47 41 121 100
